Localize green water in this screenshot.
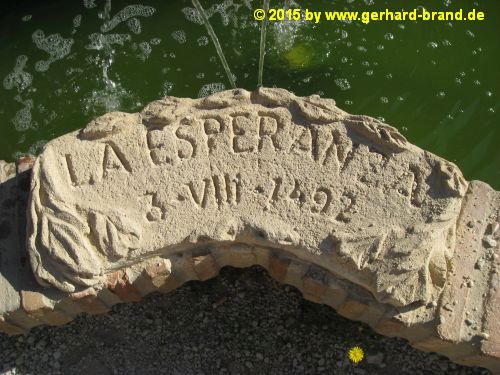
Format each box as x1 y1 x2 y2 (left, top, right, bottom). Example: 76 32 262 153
0 0 498 188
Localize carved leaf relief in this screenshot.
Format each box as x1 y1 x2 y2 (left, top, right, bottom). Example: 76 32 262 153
89 212 141 261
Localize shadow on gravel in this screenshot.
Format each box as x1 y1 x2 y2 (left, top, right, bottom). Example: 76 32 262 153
0 266 492 375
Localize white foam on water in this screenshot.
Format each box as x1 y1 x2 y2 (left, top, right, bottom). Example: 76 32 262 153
171 30 187 44
197 82 226 98
182 7 203 25
137 41 152 61
73 14 82 28
3 55 33 92
83 0 97 9
150 38 161 45
101 5 155 33
160 81 174 97
12 99 35 131
22 15 32 22
334 78 351 91
86 33 131 50
197 36 209 46
29 140 48 154
182 0 236 27
32 30 74 72
127 18 141 34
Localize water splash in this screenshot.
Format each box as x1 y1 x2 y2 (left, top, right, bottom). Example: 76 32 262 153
257 0 270 87
191 0 236 89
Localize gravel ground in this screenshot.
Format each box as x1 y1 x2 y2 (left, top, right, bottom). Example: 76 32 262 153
0 266 492 375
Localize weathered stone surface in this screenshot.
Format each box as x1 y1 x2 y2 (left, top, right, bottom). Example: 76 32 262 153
0 88 498 373
28 88 466 310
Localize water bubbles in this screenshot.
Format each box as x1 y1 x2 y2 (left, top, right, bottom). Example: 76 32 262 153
361 61 370 67
334 78 351 91
32 30 74 72
86 33 131 50
384 33 394 41
171 30 187 44
127 18 142 34
160 81 174 97
100 5 156 33
366 70 373 76
427 41 438 49
341 56 349 63
436 91 446 98
198 82 226 98
357 46 367 53
377 44 384 50
380 96 389 104
137 42 152 61
442 39 452 47
12 99 35 131
22 15 32 22
73 15 82 29
269 12 307 54
465 30 475 39
181 7 202 25
30 140 48 155
473 80 481 86
345 100 353 105
485 91 493 97
386 73 393 80
182 2 237 27
397 96 404 101
83 83 132 117
3 55 33 92
197 36 209 46
83 0 97 9
196 72 205 79
150 38 161 45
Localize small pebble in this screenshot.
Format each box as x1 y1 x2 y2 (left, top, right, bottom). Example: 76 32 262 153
483 236 497 248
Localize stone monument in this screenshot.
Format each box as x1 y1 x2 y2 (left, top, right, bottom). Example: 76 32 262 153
0 88 498 373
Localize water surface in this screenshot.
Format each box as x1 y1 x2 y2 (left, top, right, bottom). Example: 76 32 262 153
0 0 498 188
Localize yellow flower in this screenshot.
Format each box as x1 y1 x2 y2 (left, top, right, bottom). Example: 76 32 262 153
348 346 364 364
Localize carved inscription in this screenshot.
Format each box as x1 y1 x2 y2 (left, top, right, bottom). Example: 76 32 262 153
265 178 334 215
28 88 467 309
145 112 355 174
185 173 242 208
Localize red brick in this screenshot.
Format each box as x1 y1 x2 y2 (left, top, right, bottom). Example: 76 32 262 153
107 270 142 302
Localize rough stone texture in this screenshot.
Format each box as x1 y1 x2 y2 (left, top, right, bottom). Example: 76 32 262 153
28 88 466 303
0 88 498 374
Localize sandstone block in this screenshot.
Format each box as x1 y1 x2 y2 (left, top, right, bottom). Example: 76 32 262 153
0 88 496 373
